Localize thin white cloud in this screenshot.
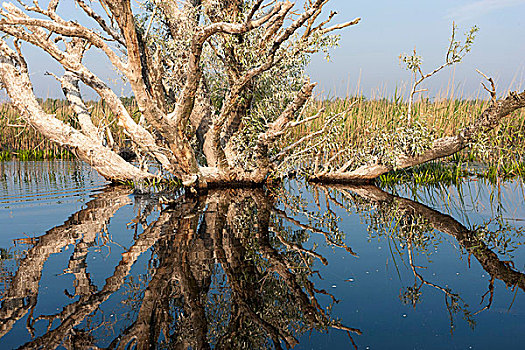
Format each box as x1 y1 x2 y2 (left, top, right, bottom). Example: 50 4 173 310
446 0 525 22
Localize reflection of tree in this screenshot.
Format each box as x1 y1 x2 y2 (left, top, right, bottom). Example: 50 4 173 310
322 184 525 330
111 189 360 349
13 189 166 350
0 186 133 340
0 187 360 349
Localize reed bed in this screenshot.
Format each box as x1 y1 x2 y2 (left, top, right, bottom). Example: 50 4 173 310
2 93 525 183
300 95 524 155
289 92 525 182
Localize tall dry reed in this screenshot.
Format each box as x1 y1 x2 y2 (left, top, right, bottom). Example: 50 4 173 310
291 91 525 167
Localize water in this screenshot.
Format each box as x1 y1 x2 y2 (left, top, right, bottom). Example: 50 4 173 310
0 161 524 349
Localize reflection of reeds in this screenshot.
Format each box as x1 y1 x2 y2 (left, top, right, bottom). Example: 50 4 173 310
0 98 139 161
0 161 106 207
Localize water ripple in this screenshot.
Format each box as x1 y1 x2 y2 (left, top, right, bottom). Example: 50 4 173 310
0 160 107 208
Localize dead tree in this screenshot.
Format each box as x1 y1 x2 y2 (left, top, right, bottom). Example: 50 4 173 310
307 25 525 183
0 1 522 188
0 0 359 187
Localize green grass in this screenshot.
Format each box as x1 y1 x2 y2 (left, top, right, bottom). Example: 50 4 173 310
377 158 525 187
12 149 74 161
484 161 525 183
0 149 74 161
0 150 11 161
378 162 470 187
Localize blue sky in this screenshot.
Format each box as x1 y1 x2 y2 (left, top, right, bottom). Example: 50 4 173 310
310 0 525 99
13 0 525 100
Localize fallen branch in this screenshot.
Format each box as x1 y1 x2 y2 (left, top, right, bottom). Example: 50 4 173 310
310 89 525 183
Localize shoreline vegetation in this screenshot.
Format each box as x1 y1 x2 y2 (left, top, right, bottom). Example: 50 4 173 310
1 94 524 184
292 92 525 184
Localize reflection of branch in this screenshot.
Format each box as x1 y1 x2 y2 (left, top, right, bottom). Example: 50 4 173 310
273 208 358 257
320 183 525 331
109 198 204 350
0 187 132 339
405 240 472 333
211 190 299 349
406 242 456 298
16 193 173 350
258 231 362 337
474 277 495 316
27 238 99 338
331 184 525 296
104 191 236 350
212 189 362 348
257 195 361 337
271 227 328 265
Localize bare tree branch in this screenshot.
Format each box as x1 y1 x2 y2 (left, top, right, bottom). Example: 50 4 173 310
0 39 154 181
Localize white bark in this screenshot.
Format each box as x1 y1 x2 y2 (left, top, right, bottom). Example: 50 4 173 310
0 0 363 187
0 42 153 181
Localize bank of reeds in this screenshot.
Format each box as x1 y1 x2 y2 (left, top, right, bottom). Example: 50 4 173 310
290 91 525 183
2 93 525 183
0 97 138 161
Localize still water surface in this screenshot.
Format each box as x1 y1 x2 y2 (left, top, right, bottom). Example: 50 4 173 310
0 160 524 349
